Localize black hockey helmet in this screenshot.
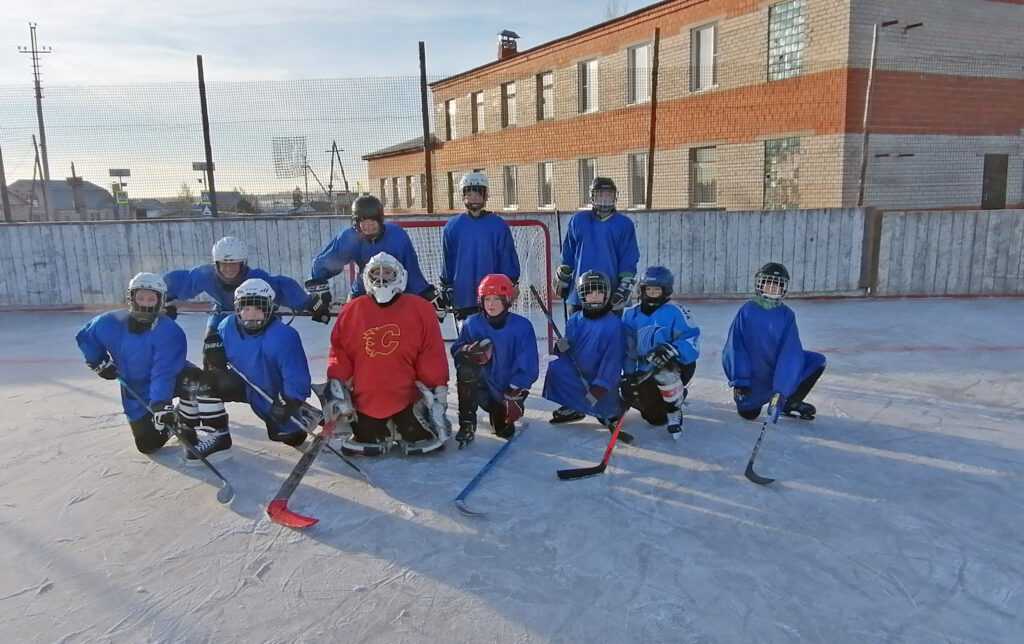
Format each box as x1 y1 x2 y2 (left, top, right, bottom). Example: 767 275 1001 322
755 262 790 301
589 177 617 218
577 270 611 317
351 194 385 241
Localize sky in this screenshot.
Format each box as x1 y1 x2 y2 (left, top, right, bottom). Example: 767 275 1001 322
0 0 657 84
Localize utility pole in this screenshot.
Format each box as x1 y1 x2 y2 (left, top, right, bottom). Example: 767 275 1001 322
18 23 53 183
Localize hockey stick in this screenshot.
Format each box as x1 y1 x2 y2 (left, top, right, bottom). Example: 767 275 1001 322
529 285 634 444
554 209 569 325
266 419 336 529
454 421 528 517
226 364 372 486
744 394 780 486
117 378 235 504
557 414 627 480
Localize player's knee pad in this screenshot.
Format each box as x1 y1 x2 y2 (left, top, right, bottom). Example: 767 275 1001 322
654 369 685 410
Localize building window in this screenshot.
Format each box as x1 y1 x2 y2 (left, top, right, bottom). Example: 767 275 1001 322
768 0 807 81
391 177 401 208
627 43 651 105
628 153 648 207
690 147 717 207
471 91 484 133
577 59 599 114
419 174 427 206
405 176 414 207
982 153 1009 210
536 72 554 121
691 23 717 91
444 99 457 140
447 172 456 210
502 165 518 208
501 82 517 128
537 161 554 208
379 178 387 206
764 137 801 209
578 158 597 206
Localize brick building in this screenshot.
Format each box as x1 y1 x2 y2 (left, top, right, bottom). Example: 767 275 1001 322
365 0 1024 213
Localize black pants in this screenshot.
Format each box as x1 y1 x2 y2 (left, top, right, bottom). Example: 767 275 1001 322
737 366 825 420
620 362 695 425
128 362 222 454
352 405 433 443
455 355 522 436
206 367 306 442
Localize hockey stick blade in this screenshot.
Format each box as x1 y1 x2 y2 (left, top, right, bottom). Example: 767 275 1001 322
452 422 527 518
454 499 486 517
267 499 318 529
743 420 775 486
556 462 607 481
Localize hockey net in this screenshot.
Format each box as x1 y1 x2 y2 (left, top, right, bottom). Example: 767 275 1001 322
397 219 555 348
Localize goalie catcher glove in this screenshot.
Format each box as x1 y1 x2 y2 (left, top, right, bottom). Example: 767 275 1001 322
650 342 681 369
322 379 354 423
553 264 573 300
90 356 118 381
610 273 636 311
416 383 452 440
304 278 333 324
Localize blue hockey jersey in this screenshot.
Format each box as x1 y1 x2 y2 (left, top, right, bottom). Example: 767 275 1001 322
542 311 625 418
722 300 826 408
219 315 312 419
164 264 311 332
622 302 701 375
560 210 640 306
76 310 187 421
309 222 431 297
440 212 521 309
451 312 539 401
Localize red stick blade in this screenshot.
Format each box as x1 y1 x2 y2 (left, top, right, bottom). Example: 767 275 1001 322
267 499 319 529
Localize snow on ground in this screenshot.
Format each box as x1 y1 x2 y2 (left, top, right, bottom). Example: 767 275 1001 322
1 298 1022 644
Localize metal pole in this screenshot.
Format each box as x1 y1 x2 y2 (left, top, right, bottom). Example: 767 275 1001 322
856 24 880 207
645 27 661 210
419 41 435 213
19 24 52 183
0 143 11 223
196 55 218 217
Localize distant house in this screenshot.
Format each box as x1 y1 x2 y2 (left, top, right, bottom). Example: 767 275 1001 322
132 198 169 219
5 179 119 222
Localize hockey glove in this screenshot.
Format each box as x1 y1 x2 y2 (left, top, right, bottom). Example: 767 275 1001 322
415 383 452 440
433 282 454 321
553 265 573 300
269 398 303 429
610 274 636 311
459 338 494 366
419 284 439 303
163 303 178 320
503 388 528 425
91 356 118 381
322 379 355 423
304 279 333 324
650 342 681 369
151 402 177 432
732 386 752 403
767 393 786 424
202 331 227 371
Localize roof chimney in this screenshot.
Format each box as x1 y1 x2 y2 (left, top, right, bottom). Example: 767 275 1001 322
498 30 520 61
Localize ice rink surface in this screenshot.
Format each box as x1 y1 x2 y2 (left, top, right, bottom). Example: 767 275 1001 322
1 298 1022 644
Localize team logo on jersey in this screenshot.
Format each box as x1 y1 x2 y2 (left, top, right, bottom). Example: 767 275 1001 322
362 323 401 357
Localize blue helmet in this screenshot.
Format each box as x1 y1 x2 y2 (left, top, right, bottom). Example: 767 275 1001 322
639 266 673 298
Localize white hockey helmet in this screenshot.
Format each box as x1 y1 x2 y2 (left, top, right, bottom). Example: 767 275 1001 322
234 277 277 333
212 236 249 286
459 171 488 198
362 252 407 305
126 272 167 325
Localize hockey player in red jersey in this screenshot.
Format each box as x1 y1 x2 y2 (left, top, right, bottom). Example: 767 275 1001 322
324 252 451 456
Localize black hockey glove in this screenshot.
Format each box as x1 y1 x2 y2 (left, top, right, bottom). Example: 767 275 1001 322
610 274 636 311
433 282 454 320
304 279 333 324
270 398 303 429
553 265 573 300
90 356 118 380
203 331 227 371
459 338 494 365
650 342 681 369
151 401 177 432
420 284 439 303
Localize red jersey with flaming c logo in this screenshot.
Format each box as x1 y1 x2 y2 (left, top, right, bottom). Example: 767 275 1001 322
327 294 448 419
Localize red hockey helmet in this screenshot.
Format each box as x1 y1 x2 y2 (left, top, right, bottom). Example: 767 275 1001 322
477 274 516 321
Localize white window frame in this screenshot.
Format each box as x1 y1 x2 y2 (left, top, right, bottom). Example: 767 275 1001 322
537 161 555 208
690 23 718 92
405 175 414 208
578 59 599 114
379 178 387 206
578 158 597 207
627 43 651 105
501 82 517 128
537 71 554 121
391 177 401 208
502 165 519 209
689 146 718 207
471 91 485 133
445 99 457 140
628 152 648 208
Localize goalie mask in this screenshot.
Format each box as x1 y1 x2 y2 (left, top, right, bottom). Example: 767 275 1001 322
638 265 674 315
577 270 611 318
212 236 249 288
351 195 385 242
126 272 167 326
589 177 617 220
754 262 790 305
477 273 516 327
234 278 277 334
363 252 407 305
